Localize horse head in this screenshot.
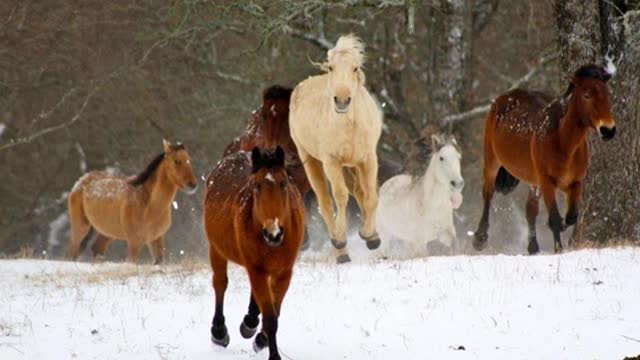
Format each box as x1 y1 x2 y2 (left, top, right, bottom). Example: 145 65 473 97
568 64 616 141
323 35 366 114
431 134 464 207
250 146 291 247
162 139 198 194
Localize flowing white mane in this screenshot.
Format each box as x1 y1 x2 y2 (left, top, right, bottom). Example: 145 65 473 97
327 34 366 67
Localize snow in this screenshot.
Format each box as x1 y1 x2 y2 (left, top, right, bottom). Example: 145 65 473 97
0 123 5 138
172 201 178 210
1 248 639 360
605 54 617 76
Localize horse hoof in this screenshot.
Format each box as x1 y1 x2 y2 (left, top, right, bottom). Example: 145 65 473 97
472 232 488 251
359 231 381 250
330 238 347 250
253 333 268 353
240 320 259 339
336 254 351 264
211 332 230 348
301 232 310 252
527 239 540 255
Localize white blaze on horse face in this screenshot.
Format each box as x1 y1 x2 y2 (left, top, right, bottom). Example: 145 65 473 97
264 217 281 238
265 172 275 183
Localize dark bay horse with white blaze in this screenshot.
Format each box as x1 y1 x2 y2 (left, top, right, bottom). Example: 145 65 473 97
204 146 305 360
474 64 616 254
68 139 197 263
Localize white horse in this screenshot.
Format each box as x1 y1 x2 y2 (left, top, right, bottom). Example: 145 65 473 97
289 34 382 264
377 135 464 257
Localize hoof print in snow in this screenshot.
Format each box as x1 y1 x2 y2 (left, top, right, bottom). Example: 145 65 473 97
91 329 98 335
457 346 465 351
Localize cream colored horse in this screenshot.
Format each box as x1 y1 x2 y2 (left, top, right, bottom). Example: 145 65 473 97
289 34 382 263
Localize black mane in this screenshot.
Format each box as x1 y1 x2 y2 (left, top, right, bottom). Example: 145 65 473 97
263 85 292 102
574 64 611 82
128 153 165 186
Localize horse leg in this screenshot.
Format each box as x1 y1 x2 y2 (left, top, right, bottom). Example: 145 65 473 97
91 233 113 260
299 154 338 248
473 160 500 251
240 294 260 339
355 155 381 250
210 246 230 347
323 160 351 264
565 181 583 228
126 241 144 263
68 191 91 260
248 269 288 360
540 178 564 253
526 187 541 255
147 236 164 265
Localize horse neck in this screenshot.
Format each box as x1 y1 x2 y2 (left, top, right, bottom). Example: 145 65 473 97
556 95 589 155
421 156 447 201
141 161 179 213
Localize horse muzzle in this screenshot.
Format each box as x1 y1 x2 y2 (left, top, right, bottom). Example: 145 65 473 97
262 227 284 247
333 96 351 114
599 125 616 141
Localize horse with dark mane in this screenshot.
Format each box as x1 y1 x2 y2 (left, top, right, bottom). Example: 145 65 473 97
204 146 304 360
68 139 197 263
473 64 616 254
223 85 310 199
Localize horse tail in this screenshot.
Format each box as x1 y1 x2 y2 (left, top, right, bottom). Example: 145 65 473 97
78 227 95 253
495 166 519 194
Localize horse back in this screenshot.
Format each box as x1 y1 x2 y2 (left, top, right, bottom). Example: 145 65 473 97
492 89 553 134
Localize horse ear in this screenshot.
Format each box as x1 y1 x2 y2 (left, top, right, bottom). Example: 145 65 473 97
163 139 172 153
251 147 262 173
431 134 444 151
275 146 285 167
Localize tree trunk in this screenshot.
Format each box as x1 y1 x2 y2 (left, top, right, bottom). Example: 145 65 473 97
555 1 640 243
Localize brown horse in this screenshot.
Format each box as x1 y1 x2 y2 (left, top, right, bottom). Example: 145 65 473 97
223 85 310 249
68 139 197 263
474 64 616 254
204 146 304 360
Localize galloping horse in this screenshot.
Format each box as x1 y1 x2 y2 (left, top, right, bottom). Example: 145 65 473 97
377 134 464 256
289 34 382 263
204 146 304 360
473 65 616 254
68 139 197 263
223 85 311 248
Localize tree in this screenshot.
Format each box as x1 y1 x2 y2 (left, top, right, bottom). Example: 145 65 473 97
555 0 640 243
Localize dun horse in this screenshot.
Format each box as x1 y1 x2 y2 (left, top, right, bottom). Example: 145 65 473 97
223 85 311 248
377 135 464 256
289 34 382 263
68 139 197 263
204 146 304 360
474 64 616 254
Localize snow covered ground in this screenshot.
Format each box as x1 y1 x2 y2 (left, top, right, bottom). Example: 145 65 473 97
1 246 640 360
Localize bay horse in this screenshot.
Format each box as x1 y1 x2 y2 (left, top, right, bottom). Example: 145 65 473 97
204 146 304 360
223 85 311 248
289 34 382 263
377 134 464 256
473 64 616 254
68 139 197 263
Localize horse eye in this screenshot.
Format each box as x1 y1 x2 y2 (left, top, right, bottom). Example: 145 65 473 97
328 66 333 72
439 156 444 161
353 67 358 73
255 184 261 193
583 93 592 100
174 159 181 165
280 181 287 190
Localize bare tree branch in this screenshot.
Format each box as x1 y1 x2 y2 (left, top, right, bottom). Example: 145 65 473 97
441 51 560 125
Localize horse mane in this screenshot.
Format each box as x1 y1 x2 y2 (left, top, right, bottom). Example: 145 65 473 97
319 34 365 69
128 143 185 186
128 153 165 186
263 85 292 102
574 64 611 82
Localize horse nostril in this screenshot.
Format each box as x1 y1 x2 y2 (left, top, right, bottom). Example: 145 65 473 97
346 97 351 105
599 126 616 141
333 96 338 104
450 180 456 187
